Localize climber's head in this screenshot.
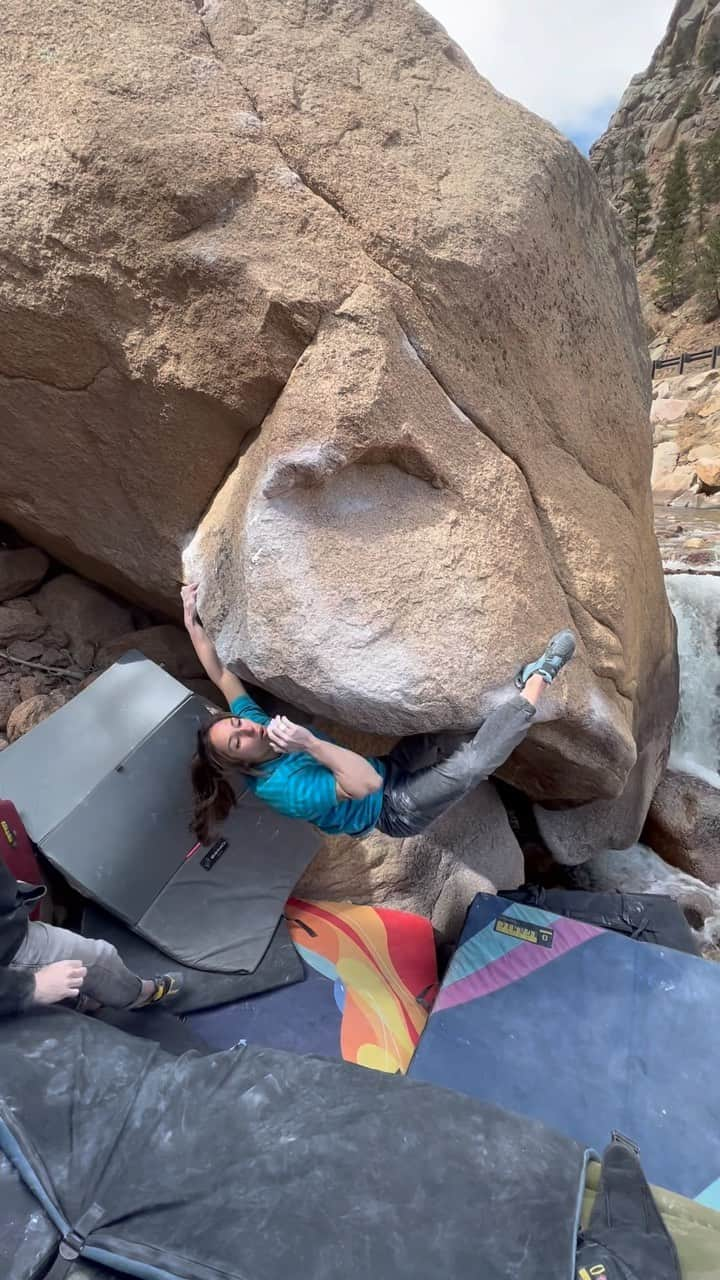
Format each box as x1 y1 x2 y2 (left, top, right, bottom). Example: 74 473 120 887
205 713 271 766
190 713 270 844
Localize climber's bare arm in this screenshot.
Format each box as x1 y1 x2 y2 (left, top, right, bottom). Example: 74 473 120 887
181 583 246 706
267 716 384 802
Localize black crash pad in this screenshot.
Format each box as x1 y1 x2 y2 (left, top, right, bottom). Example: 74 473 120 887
0 1008 589 1280
82 904 304 1014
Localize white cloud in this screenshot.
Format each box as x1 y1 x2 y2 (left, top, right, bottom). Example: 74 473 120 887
421 0 673 143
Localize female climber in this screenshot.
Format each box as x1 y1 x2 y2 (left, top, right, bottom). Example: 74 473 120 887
182 583 575 845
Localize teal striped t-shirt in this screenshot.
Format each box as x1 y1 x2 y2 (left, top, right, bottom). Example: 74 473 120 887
229 695 386 836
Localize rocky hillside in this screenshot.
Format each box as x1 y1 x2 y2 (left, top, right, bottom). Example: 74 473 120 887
591 0 720 355
651 365 720 503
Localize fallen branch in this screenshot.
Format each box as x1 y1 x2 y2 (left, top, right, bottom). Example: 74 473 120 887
0 650 86 681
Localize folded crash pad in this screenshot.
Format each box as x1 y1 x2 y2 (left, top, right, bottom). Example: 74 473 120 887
408 894 720 1198
583 1162 720 1280
0 654 321 973
190 898 438 1072
503 885 699 954
82 904 304 1013
0 1007 589 1280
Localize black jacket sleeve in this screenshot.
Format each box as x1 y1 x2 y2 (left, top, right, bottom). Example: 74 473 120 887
0 966 36 1018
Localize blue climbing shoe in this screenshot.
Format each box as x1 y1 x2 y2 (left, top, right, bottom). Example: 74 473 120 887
515 629 576 690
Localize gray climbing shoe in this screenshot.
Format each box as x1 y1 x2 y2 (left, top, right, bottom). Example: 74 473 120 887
515 630 576 690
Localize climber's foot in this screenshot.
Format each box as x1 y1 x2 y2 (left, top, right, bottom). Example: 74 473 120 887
515 630 576 690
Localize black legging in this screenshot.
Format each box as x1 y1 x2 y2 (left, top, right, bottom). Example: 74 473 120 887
376 695 536 838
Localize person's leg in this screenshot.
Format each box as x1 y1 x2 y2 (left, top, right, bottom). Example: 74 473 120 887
378 631 575 839
12 922 149 1009
387 729 473 775
379 695 537 837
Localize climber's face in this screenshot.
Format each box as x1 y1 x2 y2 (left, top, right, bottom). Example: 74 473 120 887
208 715 269 765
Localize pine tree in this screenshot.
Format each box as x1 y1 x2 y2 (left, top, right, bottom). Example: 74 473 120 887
697 216 720 313
624 165 652 264
695 148 711 232
694 131 720 232
701 36 720 76
655 143 693 306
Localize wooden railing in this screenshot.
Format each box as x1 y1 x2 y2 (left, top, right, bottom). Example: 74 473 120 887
652 345 720 378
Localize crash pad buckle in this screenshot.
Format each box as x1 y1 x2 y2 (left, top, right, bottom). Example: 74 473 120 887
53 1202 105 1268
610 1130 640 1155
58 1230 84 1260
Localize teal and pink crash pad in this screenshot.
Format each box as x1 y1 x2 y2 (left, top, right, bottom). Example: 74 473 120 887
408 893 720 1198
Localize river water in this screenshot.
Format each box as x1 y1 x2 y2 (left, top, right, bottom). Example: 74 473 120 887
572 508 720 949
654 506 720 787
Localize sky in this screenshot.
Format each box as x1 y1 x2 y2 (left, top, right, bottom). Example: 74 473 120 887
421 0 675 152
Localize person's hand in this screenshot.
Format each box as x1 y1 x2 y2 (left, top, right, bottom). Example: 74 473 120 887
266 715 314 755
181 582 199 630
33 961 87 1005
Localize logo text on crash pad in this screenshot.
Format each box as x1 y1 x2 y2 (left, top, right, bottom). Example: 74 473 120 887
493 915 554 948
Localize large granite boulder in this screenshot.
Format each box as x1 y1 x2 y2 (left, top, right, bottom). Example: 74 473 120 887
1 0 677 868
643 767 720 884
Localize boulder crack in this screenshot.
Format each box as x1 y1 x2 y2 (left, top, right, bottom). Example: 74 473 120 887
0 365 110 393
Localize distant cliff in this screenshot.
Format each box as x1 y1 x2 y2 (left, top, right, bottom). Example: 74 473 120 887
591 0 720 356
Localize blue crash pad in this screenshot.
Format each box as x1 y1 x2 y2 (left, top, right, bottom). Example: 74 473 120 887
408 893 720 1198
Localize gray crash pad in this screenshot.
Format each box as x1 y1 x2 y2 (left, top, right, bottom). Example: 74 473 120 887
0 654 321 973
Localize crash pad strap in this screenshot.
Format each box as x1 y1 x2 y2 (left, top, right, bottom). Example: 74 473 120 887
577 1136 681 1280
46 1202 105 1279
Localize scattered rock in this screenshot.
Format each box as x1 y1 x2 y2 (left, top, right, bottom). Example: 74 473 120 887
685 550 714 566
295 782 524 941
97 626 202 680
45 626 70 649
695 459 720 490
7 597 41 614
642 768 720 884
0 739 7 752
683 537 708 550
40 647 71 668
6 639 45 662
650 440 696 499
33 575 134 647
70 640 96 672
0 548 49 602
650 397 689 423
0 606 47 644
0 681 18 733
6 691 67 743
18 676 41 701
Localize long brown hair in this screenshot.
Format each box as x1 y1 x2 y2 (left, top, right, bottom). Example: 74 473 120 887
190 713 239 845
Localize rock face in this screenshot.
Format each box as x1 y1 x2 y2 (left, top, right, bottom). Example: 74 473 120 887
591 0 720 353
651 368 720 504
643 767 720 883
1 0 676 868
